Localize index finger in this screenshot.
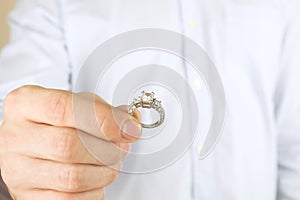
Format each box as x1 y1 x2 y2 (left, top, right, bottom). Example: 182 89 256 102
3 85 142 142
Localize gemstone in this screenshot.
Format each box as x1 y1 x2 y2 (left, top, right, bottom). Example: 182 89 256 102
141 91 154 103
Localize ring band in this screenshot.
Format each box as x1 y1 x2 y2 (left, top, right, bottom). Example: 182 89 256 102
128 91 165 128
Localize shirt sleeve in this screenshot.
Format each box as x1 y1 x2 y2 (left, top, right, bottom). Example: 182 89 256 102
0 0 70 125
275 0 300 199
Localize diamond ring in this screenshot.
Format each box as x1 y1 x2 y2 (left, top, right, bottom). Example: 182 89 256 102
128 91 165 128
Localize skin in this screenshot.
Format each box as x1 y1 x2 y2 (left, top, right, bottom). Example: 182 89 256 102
0 85 142 200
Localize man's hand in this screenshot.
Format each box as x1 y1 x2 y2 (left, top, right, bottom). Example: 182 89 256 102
0 86 141 200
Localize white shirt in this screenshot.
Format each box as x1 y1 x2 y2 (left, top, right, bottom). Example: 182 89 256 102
0 0 300 199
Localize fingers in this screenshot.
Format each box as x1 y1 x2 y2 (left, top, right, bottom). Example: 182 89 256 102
1 154 118 193
0 86 139 200
3 85 142 142
0 123 130 166
12 188 104 200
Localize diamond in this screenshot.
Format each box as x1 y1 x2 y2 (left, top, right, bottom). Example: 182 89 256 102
141 91 155 103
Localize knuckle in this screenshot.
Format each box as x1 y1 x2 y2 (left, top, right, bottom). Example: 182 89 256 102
106 169 120 185
105 148 123 166
3 93 16 115
0 167 10 185
120 143 130 158
3 87 24 114
47 93 68 125
52 130 78 161
58 165 82 192
1 160 17 188
3 85 37 116
107 144 128 165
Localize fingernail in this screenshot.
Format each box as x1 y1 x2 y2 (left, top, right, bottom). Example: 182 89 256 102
122 118 142 139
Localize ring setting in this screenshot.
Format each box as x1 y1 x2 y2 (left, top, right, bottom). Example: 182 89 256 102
128 91 165 128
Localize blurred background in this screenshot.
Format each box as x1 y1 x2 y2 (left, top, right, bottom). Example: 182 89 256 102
0 0 16 51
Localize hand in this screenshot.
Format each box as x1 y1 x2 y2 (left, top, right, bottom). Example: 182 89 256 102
0 86 141 200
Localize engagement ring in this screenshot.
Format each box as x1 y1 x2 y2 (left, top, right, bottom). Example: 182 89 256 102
128 91 165 128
